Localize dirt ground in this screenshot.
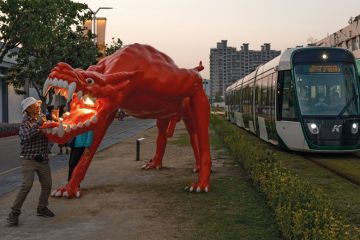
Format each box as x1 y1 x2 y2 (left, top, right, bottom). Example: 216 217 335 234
0 122 280 240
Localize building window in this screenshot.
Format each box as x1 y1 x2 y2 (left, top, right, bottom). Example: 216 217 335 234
0 67 8 75
352 38 357 51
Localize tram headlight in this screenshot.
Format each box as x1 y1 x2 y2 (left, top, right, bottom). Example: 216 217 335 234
351 123 359 134
307 123 319 135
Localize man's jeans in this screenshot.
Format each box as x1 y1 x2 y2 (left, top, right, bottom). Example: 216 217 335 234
11 159 52 214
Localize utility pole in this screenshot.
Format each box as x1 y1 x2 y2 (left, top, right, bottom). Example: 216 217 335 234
88 7 113 44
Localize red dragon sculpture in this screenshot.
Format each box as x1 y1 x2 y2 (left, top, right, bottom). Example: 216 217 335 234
41 43 211 198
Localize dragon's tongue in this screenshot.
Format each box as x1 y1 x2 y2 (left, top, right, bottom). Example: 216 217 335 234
64 109 96 125
41 108 97 129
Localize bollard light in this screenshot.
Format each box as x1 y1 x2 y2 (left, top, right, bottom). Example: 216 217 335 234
136 138 145 161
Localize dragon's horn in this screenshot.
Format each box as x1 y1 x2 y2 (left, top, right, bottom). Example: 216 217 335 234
107 71 140 83
194 61 204 72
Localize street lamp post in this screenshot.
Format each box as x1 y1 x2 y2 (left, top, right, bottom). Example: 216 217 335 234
88 7 113 44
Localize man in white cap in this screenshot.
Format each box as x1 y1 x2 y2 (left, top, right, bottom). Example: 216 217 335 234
7 97 55 226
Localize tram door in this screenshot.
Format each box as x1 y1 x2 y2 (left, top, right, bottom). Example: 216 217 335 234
268 72 277 142
277 70 297 121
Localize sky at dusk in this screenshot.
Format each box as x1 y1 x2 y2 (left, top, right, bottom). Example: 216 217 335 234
80 0 360 78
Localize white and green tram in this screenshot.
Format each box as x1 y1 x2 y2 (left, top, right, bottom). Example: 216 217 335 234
225 47 360 152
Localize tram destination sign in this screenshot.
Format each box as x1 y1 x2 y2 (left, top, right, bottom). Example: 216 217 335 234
309 65 341 73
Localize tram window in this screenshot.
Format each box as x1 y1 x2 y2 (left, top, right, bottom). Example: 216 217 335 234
236 90 240 111
278 71 297 121
294 63 359 116
266 75 271 115
239 89 243 112
261 75 269 115
256 80 261 106
269 74 273 116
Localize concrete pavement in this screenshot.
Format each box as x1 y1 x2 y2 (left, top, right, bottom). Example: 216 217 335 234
0 118 170 240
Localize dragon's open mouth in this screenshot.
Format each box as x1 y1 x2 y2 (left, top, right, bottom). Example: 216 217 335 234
42 77 98 138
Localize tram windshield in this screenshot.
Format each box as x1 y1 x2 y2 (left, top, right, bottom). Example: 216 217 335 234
294 63 359 117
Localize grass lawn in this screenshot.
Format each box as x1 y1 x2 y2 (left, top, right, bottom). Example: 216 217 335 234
306 155 360 185
162 126 282 240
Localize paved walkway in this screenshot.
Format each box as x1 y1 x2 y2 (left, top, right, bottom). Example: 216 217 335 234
0 117 155 196
0 120 168 240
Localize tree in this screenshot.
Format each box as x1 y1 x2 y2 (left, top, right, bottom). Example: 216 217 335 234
0 0 29 62
105 37 123 56
0 0 99 101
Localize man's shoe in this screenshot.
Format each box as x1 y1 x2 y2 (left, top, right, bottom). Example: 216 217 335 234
7 212 19 226
37 207 55 217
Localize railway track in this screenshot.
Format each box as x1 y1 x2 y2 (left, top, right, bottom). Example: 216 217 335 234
301 153 360 187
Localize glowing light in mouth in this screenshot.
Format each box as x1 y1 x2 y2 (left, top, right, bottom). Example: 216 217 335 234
84 97 95 107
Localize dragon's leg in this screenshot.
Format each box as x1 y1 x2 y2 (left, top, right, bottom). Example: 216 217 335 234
183 118 200 173
52 115 114 198
143 118 170 170
187 89 211 192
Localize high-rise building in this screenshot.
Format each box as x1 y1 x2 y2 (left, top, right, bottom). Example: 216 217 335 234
209 40 237 102
202 79 211 98
315 15 360 58
83 17 108 57
209 40 280 103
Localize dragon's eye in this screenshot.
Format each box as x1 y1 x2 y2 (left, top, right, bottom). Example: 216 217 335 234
86 78 95 84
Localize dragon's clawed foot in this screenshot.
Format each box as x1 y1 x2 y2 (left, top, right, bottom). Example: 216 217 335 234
142 159 162 170
185 183 210 193
51 186 81 198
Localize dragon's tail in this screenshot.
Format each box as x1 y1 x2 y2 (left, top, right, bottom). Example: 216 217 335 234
193 61 204 72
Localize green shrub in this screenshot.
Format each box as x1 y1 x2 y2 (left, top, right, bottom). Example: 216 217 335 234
211 115 360 240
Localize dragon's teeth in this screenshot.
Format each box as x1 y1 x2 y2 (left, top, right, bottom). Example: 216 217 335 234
58 79 64 88
77 122 83 128
42 78 50 96
57 126 65 137
85 120 91 127
51 127 58 135
77 91 83 101
63 80 69 89
65 125 71 133
53 78 59 86
67 82 76 103
91 116 97 123
70 124 77 130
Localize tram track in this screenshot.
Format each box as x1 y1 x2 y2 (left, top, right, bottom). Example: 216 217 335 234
301 154 360 187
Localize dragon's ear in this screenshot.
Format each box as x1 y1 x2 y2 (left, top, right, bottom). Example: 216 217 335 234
106 71 142 84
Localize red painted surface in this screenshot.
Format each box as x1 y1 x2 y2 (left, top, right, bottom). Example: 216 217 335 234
0 131 18 138
41 43 211 197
